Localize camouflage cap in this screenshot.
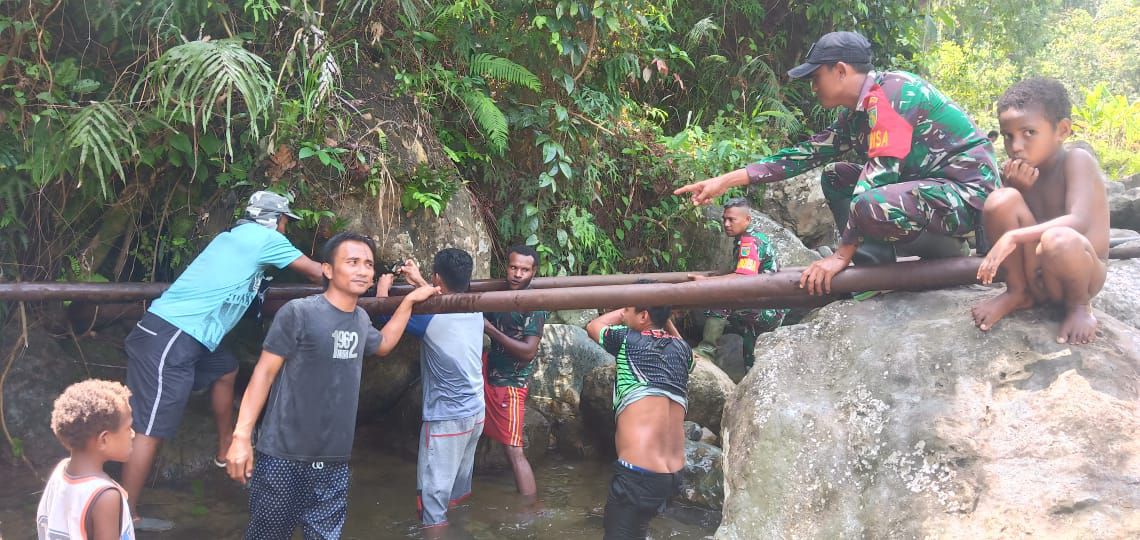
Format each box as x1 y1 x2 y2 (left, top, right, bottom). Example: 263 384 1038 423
245 190 300 221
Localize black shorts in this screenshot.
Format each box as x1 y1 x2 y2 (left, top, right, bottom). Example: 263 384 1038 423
125 312 238 438
602 460 681 540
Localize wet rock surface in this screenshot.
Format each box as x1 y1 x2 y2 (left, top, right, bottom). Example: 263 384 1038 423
678 440 725 511
685 359 736 435
525 324 615 457
474 406 552 472
717 286 1140 539
759 169 837 249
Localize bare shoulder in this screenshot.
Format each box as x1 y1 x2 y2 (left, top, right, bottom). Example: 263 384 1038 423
1064 144 1107 185
89 487 123 525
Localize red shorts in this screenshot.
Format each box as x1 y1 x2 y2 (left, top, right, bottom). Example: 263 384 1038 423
483 382 527 447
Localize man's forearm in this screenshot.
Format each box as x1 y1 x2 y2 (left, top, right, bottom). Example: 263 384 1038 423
377 297 417 354
485 322 540 361
233 365 276 439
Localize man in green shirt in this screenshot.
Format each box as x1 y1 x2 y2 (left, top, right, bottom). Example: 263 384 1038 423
675 31 999 296
482 245 547 496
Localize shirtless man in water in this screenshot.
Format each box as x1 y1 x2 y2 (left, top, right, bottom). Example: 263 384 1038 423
972 77 1109 344
586 283 692 539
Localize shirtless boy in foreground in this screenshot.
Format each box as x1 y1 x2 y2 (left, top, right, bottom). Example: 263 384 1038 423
972 77 1110 344
586 284 692 540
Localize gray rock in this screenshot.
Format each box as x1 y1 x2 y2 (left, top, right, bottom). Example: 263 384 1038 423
717 287 1140 539
759 169 838 249
2 320 227 481
710 333 746 383
527 324 614 457
545 309 600 328
578 364 617 456
678 440 725 511
1107 175 1140 232
686 359 735 435
1093 259 1140 331
684 421 703 442
474 406 551 472
1110 228 1139 245
699 427 718 446
331 186 491 282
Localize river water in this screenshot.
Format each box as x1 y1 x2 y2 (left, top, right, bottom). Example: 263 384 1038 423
0 427 718 539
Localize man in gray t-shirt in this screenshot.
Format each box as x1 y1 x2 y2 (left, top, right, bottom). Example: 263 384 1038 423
226 232 440 539
377 249 485 531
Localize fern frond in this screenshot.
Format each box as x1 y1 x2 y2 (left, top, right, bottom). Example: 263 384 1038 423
137 39 275 157
685 16 722 49
470 53 541 92
62 102 138 197
460 90 508 153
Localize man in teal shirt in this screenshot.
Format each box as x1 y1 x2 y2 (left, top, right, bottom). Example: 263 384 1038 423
121 191 323 530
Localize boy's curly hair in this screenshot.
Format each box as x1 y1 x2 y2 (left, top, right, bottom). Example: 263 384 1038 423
50 380 131 451
997 77 1072 125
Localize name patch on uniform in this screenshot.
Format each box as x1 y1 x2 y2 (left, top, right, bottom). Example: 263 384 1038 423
863 85 913 160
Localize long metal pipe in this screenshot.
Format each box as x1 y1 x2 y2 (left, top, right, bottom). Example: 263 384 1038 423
359 257 984 315
0 271 716 303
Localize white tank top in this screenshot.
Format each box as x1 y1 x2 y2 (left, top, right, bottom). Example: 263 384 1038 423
36 459 135 540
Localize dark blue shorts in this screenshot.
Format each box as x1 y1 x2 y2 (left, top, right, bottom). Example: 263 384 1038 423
125 312 238 438
246 452 351 540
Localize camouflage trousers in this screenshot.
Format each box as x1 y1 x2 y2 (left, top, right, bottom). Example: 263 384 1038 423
821 162 981 244
705 307 787 367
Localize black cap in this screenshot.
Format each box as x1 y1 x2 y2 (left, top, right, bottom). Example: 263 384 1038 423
787 31 873 79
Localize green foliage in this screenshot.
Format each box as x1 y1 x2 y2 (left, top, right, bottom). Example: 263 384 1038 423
401 166 460 217
1072 84 1140 178
921 40 1017 131
298 142 349 174
921 0 1139 177
137 39 276 157
59 102 139 196
470 54 541 92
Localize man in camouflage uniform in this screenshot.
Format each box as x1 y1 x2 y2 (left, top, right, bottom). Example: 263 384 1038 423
675 31 999 294
693 199 787 368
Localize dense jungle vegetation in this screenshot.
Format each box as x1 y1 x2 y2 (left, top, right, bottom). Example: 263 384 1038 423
0 0 1136 293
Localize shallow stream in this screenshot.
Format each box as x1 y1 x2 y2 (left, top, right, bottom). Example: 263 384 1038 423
0 427 718 539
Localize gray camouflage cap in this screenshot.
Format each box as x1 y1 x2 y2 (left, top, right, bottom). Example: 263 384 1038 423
245 191 300 221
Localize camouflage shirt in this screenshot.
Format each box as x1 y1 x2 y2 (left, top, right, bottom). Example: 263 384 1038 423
745 71 999 241
733 223 780 276
485 309 547 388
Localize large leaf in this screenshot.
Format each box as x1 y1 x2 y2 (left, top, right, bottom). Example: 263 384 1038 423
61 102 139 197
460 90 509 154
470 53 541 92
136 39 275 157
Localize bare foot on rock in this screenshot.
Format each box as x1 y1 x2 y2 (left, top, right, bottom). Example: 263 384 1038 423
972 291 1034 332
1058 304 1097 344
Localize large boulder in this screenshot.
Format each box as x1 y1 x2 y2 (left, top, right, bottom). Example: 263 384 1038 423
578 364 617 456
679 440 725 511
474 406 551 473
2 319 226 481
1093 258 1140 332
526 324 614 457
759 169 837 249
1106 174 1140 232
686 358 736 435
717 287 1140 539
545 309 600 328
